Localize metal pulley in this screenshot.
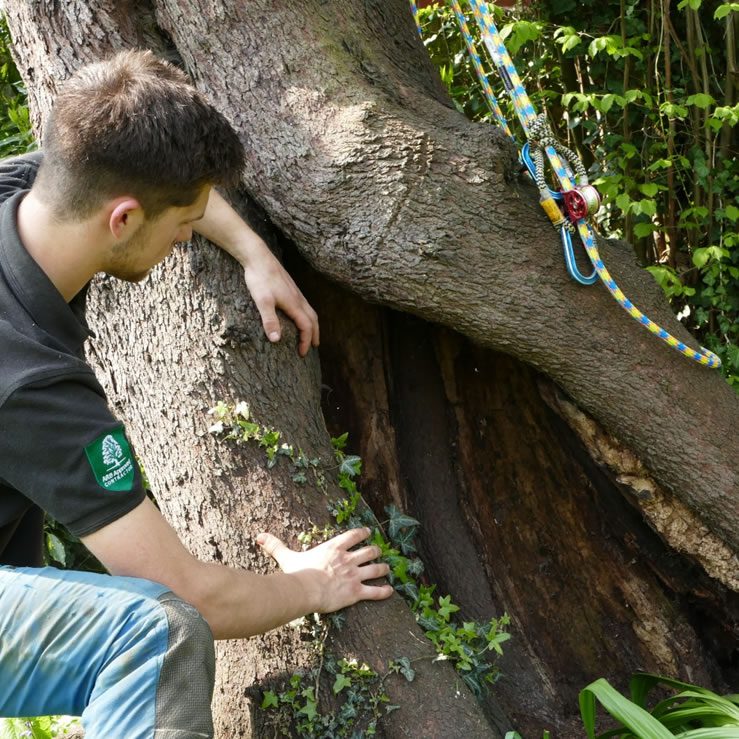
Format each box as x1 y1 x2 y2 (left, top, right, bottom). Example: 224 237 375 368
562 185 601 222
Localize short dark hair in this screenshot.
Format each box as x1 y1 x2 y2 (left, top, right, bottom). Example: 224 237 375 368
35 49 245 220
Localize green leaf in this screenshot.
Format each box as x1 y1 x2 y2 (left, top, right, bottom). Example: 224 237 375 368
637 199 657 217
633 222 657 238
392 656 416 682
333 673 352 694
438 595 461 621
600 94 616 113
339 455 362 477
686 93 715 109
331 432 348 451
260 691 279 709
638 183 659 197
615 193 632 212
579 679 674 739
298 690 318 721
715 3 739 19
46 533 67 567
387 505 420 540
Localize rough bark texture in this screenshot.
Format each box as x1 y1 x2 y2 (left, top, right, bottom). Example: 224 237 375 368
5 0 738 736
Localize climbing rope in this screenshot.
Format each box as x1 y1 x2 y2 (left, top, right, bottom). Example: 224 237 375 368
410 0 721 368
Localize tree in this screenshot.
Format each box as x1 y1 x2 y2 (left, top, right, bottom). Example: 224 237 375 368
5 1 737 736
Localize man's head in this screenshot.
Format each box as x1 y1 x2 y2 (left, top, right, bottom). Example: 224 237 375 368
33 49 245 222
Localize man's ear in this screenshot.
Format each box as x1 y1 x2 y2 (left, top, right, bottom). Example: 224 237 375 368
108 197 144 240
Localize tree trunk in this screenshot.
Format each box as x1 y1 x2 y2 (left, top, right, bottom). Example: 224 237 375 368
5 1 737 736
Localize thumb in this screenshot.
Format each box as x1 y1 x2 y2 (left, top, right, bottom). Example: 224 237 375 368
256 532 289 565
257 303 281 343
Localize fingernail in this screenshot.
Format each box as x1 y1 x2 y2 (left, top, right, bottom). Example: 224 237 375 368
269 332 280 342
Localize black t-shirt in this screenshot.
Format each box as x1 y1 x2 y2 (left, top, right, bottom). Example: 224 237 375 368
0 153 147 564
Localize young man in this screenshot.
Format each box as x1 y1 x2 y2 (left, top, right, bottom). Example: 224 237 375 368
0 50 392 737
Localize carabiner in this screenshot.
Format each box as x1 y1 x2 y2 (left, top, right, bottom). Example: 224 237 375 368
521 143 560 200
561 225 598 285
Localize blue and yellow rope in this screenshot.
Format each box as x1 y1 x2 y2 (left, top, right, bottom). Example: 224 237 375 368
411 0 720 368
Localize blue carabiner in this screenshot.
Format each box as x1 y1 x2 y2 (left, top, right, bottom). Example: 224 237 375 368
561 225 598 285
521 143 561 200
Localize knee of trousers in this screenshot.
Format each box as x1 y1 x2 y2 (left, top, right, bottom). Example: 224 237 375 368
156 594 216 698
159 593 215 682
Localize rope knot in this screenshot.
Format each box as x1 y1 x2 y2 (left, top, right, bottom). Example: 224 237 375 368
528 114 557 149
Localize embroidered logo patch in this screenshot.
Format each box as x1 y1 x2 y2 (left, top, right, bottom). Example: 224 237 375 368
84 427 136 491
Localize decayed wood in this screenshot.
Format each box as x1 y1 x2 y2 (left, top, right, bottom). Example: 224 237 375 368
302 268 737 735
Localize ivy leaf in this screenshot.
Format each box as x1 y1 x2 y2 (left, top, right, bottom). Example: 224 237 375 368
386 505 420 540
260 690 279 709
438 595 461 621
407 558 425 577
395 580 419 601
333 673 352 694
393 527 418 556
331 432 348 451
393 657 416 682
298 692 318 721
339 455 362 477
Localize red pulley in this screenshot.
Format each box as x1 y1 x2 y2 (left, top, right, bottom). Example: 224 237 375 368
562 185 601 222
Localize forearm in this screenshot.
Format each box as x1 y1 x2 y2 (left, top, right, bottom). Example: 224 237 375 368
194 188 267 266
193 187 320 355
189 562 316 640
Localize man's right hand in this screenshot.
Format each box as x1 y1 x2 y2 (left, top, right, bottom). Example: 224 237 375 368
256 527 393 614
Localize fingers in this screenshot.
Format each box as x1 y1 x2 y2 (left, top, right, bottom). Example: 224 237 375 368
256 532 289 566
293 309 315 357
328 527 373 552
357 583 394 601
348 544 383 566
253 287 319 357
358 562 390 581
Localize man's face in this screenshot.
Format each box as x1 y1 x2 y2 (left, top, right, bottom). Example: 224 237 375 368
106 186 211 283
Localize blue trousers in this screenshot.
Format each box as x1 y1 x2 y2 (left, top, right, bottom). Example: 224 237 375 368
0 565 215 738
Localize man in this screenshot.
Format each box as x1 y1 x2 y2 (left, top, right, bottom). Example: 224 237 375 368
0 50 392 737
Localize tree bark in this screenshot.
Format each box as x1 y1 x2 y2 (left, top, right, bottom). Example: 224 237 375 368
5 1 738 736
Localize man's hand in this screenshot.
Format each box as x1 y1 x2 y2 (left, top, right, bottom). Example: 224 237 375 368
194 189 319 356
257 527 394 614
242 241 319 357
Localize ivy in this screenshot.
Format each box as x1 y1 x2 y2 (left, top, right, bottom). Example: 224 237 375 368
210 405 512 729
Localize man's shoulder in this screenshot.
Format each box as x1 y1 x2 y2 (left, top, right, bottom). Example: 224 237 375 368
0 319 99 407
0 151 43 206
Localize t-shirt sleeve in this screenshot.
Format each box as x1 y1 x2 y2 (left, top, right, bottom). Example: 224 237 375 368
0 374 147 537
0 151 43 205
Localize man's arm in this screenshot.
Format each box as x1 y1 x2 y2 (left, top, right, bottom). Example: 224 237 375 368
195 189 319 357
82 497 392 639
